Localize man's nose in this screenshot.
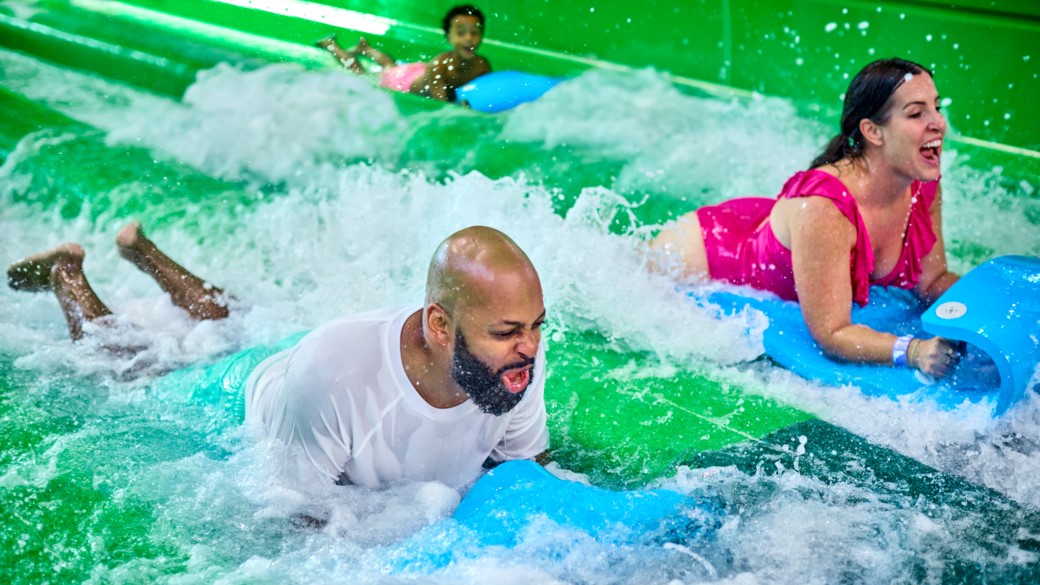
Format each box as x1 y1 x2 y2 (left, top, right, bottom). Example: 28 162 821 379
516 330 538 357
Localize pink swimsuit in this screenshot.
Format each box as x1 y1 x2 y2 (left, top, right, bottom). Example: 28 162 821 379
378 62 427 93
696 169 938 306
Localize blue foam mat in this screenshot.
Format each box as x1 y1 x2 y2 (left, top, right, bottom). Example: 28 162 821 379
385 460 721 571
697 255 1040 416
456 71 564 113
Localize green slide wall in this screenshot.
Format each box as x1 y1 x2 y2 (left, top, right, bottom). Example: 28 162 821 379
3 0 1036 172
312 0 1039 155
65 0 1036 178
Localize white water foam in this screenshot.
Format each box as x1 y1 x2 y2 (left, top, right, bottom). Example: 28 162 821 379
2 49 1039 582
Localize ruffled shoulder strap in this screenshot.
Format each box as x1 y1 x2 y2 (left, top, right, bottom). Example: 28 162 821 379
777 170 873 305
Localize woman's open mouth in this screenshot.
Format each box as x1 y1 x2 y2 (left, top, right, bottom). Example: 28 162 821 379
920 138 942 165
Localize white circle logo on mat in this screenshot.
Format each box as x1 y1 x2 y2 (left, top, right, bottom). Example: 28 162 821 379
935 301 967 320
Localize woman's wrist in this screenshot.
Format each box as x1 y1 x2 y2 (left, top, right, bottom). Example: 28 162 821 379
906 338 922 369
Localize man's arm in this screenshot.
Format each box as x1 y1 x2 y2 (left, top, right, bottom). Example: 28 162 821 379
272 329 356 483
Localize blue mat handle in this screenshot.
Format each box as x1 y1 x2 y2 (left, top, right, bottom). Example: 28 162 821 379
922 255 1040 415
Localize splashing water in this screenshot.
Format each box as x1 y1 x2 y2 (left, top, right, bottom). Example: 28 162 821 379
2 50 1039 583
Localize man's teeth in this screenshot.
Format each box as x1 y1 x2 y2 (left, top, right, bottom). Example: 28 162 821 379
923 139 942 149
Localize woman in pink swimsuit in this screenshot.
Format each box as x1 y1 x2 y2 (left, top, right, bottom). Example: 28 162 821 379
651 58 962 378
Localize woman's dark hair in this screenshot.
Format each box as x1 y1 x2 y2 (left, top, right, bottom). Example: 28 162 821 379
443 5 485 34
810 58 933 169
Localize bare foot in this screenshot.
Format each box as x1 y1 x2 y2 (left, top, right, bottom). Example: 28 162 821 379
115 221 231 321
7 243 85 292
116 220 151 268
315 34 339 51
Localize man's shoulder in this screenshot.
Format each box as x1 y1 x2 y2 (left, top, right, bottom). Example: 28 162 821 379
307 304 412 337
290 305 414 367
277 305 415 402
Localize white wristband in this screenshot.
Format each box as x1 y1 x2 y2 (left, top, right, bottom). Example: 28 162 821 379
892 335 914 368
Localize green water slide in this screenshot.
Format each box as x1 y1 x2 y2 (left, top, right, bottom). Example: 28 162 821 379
0 0 1036 480
3 0 1038 173
0 14 799 490
5 0 1034 173
3 4 1040 581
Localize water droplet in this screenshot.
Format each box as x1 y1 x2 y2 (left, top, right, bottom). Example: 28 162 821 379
858 21 870 29
796 57 805 66
925 34 933 41
824 22 837 32
1004 113 1011 120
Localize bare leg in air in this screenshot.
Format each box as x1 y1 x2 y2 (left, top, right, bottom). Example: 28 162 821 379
316 35 396 72
7 221 228 340
115 221 229 321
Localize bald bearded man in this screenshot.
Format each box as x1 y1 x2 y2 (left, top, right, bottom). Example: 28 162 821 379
245 226 549 489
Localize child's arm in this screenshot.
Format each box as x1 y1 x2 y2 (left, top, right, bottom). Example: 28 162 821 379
422 53 455 102
419 54 491 102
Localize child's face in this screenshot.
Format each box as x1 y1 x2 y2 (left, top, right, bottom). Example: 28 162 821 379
447 15 483 59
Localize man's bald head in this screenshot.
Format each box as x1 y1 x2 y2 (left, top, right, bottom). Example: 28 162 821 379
425 226 540 316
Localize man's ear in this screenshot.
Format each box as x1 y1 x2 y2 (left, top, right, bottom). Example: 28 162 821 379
425 303 453 345
860 118 884 147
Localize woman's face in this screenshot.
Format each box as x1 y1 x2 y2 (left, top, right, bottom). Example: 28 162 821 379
875 72 947 182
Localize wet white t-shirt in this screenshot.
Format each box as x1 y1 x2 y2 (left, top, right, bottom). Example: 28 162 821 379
244 305 549 489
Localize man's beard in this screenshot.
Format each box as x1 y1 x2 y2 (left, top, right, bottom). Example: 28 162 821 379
451 329 535 416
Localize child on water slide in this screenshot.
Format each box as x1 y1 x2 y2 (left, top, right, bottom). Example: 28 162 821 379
317 4 491 103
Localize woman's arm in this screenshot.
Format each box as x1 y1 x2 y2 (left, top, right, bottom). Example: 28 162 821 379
914 184 960 303
788 197 959 376
789 196 895 363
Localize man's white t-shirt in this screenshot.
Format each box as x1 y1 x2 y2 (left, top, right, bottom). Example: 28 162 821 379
244 305 549 489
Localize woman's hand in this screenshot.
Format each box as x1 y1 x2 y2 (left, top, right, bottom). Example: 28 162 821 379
909 336 962 377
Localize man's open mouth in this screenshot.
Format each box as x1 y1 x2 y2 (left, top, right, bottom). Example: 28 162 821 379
500 367 531 394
